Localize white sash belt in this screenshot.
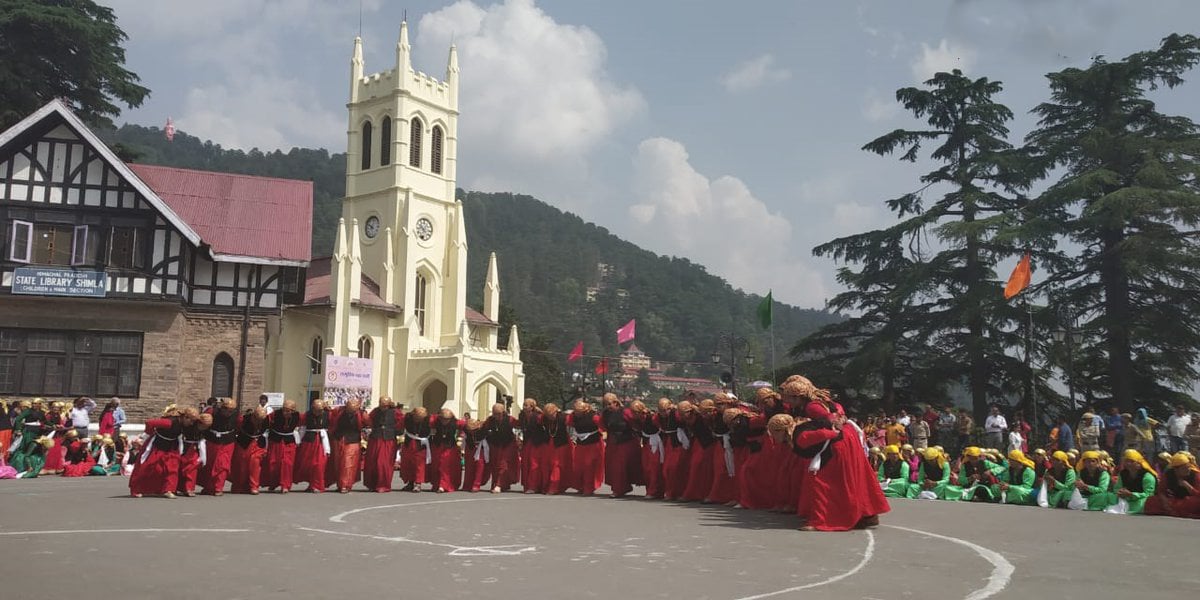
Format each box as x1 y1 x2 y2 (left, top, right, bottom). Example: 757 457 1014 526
569 428 599 443
406 431 432 464
474 439 491 463
677 427 691 450
718 433 736 477
7 432 22 454
97 447 110 468
299 428 331 455
808 440 832 473
642 432 664 464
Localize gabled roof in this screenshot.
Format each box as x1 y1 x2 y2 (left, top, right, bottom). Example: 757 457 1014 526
466 307 498 327
302 257 396 312
0 100 313 266
129 164 312 265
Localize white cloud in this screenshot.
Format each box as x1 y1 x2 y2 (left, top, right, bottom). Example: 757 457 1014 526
861 87 899 122
911 38 975 81
720 54 792 93
178 77 344 151
627 138 829 307
417 0 644 165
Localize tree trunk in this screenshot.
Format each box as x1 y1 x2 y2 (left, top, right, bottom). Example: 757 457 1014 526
1100 227 1135 411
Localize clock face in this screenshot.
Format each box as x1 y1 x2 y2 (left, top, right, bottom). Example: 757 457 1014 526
364 216 381 239
415 217 434 241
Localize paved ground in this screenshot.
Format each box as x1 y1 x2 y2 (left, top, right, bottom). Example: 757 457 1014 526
1 475 1197 600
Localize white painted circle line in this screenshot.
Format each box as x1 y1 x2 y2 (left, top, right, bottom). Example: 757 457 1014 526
329 496 519 523
0 528 251 536
731 530 875 600
297 526 536 556
884 525 1014 600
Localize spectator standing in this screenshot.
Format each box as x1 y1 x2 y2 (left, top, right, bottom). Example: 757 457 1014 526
1167 405 1192 453
1077 413 1101 451
68 397 96 438
111 399 126 435
1055 416 1075 453
912 417 930 450
937 407 957 451
1105 407 1124 451
1129 408 1158 456
956 409 974 456
984 406 1007 450
97 401 117 436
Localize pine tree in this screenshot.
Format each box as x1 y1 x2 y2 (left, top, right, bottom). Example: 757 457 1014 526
1024 34 1200 412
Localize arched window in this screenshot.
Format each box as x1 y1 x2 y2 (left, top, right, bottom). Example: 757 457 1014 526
360 121 373 170
357 335 373 359
380 117 392 165
309 337 323 374
409 117 423 168
414 274 428 336
431 125 444 175
211 352 234 399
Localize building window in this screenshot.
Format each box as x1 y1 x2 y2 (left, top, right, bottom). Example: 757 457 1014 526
0 328 142 397
211 352 234 398
409 118 423 168
8 220 32 263
309 337 323 374
357 335 373 359
431 125 444 175
107 227 144 269
380 117 392 165
414 274 428 336
361 121 373 170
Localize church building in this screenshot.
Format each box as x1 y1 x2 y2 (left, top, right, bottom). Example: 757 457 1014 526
265 23 525 416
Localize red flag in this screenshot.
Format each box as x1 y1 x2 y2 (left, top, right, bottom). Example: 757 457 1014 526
1004 253 1032 300
567 341 583 362
594 358 609 375
616 319 636 345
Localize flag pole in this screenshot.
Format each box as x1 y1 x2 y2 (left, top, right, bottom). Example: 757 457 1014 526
770 320 777 385
1025 289 1037 447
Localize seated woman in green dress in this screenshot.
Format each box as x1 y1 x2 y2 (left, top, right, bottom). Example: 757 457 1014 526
907 447 956 500
993 449 1037 505
1043 450 1077 508
955 447 1001 501
1109 449 1157 514
877 444 910 498
1074 450 1112 511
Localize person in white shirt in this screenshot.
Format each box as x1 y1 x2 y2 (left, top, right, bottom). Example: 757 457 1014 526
69 397 96 438
258 394 275 415
111 398 126 434
984 405 1007 450
1167 405 1193 453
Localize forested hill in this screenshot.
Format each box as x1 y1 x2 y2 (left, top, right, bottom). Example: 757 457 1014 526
100 124 840 395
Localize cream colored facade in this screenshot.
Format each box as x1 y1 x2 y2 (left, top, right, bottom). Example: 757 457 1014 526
265 22 524 416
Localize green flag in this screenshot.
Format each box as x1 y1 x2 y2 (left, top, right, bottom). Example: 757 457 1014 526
757 291 773 329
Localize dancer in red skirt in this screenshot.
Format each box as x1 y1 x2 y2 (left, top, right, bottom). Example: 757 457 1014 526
327 398 368 493
429 408 465 493
295 399 331 493
655 398 690 500
600 393 639 498
130 405 192 498
60 431 93 477
201 398 238 495
262 399 301 493
632 400 664 499
483 403 521 493
229 407 268 494
568 399 604 495
735 397 780 510
518 398 548 494
363 396 402 493
461 419 489 492
681 400 717 502
707 395 740 505
539 403 573 495
399 407 431 492
176 413 212 496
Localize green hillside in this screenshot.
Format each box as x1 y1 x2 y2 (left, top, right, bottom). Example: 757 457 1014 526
100 124 840 400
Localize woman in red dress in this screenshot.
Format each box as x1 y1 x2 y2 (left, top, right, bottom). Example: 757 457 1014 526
429 408 465 493
1145 452 1200 518
41 402 68 475
60 430 93 477
567 400 604 495
539 403 573 495
326 398 368 493
201 398 239 495
632 400 664 499
654 399 690 501
518 398 547 494
461 419 489 492
261 399 301 493
681 400 717 502
483 403 521 493
229 407 268 494
130 405 193 498
363 396 402 493
600 393 640 498
399 407 431 492
295 399 331 493
176 413 212 496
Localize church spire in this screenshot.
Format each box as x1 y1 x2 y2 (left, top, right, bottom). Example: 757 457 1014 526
397 21 411 76
348 218 363 302
484 252 500 322
446 44 459 109
382 227 396 305
350 36 364 103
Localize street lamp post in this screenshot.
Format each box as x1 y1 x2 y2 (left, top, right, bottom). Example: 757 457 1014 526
711 333 754 399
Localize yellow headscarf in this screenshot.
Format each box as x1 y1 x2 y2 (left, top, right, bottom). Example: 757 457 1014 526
1051 450 1070 466
1008 449 1035 469
1121 449 1156 478
923 446 947 469
1169 452 1200 473
884 444 901 457
963 446 982 458
1075 450 1102 473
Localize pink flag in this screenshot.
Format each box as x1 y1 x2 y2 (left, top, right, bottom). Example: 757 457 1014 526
567 341 583 362
616 319 636 345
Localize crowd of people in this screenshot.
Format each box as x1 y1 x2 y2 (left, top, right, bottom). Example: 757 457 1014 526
2 383 1198 524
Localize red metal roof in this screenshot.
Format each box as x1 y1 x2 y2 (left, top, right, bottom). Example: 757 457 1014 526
466 307 498 327
302 257 396 312
128 163 313 264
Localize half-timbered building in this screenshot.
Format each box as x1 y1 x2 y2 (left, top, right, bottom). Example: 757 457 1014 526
0 100 312 420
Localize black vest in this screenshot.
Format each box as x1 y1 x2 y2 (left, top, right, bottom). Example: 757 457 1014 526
602 409 634 444
370 409 397 440
464 428 487 448
1007 466 1027 485
962 460 987 479
302 409 329 442
403 412 431 442
335 410 363 444
485 416 516 446
206 408 238 443
640 413 660 436
269 411 300 443
572 412 600 445
152 419 182 451
23 408 46 433
658 412 683 447
1079 469 1103 495
236 415 266 449
920 459 945 481
520 412 550 445
1120 469 1147 493
181 423 204 452
792 419 838 462
430 418 460 446
689 417 716 449
1165 469 1197 498
545 413 570 447
883 459 905 480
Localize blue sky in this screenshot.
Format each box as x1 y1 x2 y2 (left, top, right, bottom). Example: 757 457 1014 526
105 0 1200 309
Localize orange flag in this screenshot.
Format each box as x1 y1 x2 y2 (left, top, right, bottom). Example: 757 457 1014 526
1004 253 1032 299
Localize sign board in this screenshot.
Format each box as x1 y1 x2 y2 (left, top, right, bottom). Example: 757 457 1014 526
261 392 285 411
322 355 374 407
11 267 107 298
